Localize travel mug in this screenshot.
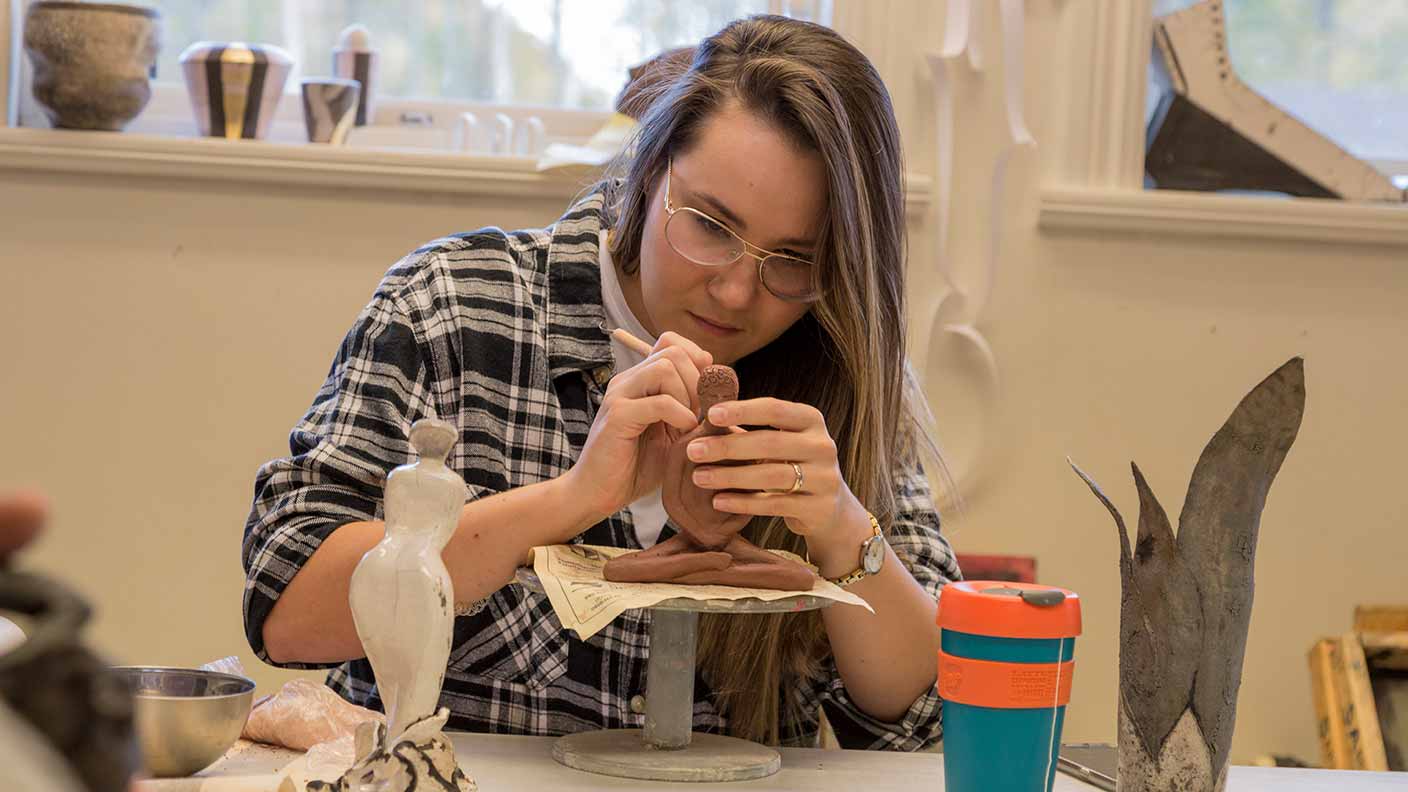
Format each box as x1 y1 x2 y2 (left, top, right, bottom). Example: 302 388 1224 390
937 581 1082 792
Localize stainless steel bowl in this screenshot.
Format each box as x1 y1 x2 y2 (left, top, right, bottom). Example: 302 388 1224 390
113 666 255 777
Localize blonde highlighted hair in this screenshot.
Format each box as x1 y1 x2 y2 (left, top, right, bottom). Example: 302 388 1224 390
601 15 942 745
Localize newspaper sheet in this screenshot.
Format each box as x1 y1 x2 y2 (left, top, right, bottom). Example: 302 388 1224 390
529 544 872 639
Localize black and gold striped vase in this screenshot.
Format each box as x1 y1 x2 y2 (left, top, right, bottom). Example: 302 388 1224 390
178 41 292 140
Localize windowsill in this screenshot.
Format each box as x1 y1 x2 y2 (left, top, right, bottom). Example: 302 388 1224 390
0 125 591 199
0 126 934 212
1039 186 1408 248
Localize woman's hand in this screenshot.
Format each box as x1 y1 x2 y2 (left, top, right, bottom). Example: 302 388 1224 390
685 398 871 571
565 332 712 528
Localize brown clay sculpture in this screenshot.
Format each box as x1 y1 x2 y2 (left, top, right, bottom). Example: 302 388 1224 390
662 365 750 550
604 364 816 591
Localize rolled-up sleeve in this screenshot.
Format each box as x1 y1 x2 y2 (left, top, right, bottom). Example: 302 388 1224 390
808 460 962 750
241 280 434 668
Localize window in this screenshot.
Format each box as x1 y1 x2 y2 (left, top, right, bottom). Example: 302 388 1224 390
1149 0 1408 187
147 0 832 111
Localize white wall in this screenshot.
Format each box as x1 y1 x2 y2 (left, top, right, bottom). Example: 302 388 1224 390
2 1 1405 766
0 172 550 684
915 2 1407 765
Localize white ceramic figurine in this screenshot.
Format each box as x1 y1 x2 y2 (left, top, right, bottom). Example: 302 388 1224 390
348 418 463 746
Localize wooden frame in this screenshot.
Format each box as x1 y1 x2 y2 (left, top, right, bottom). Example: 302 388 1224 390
1308 633 1388 770
1361 632 1408 673
1356 606 1408 634
1309 606 1408 771
1308 638 1354 769
1357 606 1408 771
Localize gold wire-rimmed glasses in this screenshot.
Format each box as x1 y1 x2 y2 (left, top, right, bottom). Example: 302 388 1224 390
663 160 821 304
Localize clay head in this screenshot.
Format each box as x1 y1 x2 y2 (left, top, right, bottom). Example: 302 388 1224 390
697 365 739 428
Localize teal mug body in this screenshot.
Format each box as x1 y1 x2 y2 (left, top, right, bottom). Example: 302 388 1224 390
936 582 1082 792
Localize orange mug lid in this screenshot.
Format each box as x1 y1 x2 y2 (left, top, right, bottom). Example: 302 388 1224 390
937 580 1082 639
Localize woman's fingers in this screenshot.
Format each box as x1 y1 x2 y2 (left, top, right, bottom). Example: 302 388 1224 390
705 397 821 432
608 343 709 413
612 393 700 433
651 331 711 414
607 354 688 412
655 330 712 372
692 462 809 493
652 345 704 413
710 490 807 517
686 428 831 465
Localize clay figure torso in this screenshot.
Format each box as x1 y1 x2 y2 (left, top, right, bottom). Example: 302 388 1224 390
661 365 750 549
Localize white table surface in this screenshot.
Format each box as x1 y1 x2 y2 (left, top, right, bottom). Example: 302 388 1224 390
442 733 1406 791
142 733 1407 791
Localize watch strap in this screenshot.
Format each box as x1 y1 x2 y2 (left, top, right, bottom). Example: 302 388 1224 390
825 512 882 588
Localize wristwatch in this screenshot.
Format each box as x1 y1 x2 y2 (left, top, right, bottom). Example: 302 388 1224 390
825 512 885 588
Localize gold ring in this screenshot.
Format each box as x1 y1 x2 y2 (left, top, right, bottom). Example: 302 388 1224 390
787 462 804 494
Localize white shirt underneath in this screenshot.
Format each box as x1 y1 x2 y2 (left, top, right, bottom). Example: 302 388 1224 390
598 230 670 549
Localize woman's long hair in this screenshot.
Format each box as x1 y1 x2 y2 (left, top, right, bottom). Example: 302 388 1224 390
601 15 944 745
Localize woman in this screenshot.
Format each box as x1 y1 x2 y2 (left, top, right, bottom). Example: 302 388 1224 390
243 15 960 749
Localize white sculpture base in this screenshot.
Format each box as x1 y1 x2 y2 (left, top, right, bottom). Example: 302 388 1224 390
553 729 779 782
304 708 476 792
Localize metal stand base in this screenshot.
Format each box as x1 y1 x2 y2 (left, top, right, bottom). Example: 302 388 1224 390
552 729 780 782
514 568 830 783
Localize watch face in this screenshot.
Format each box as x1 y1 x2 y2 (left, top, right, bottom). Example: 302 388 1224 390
862 535 885 574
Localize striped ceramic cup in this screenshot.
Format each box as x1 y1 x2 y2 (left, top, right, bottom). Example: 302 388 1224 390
178 41 292 140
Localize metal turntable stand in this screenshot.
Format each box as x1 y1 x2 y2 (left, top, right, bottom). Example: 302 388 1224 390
515 568 833 782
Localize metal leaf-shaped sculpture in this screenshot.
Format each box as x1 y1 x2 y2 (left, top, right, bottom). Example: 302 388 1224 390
1071 357 1305 791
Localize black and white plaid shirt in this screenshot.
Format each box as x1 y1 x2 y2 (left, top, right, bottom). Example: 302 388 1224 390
242 190 962 749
